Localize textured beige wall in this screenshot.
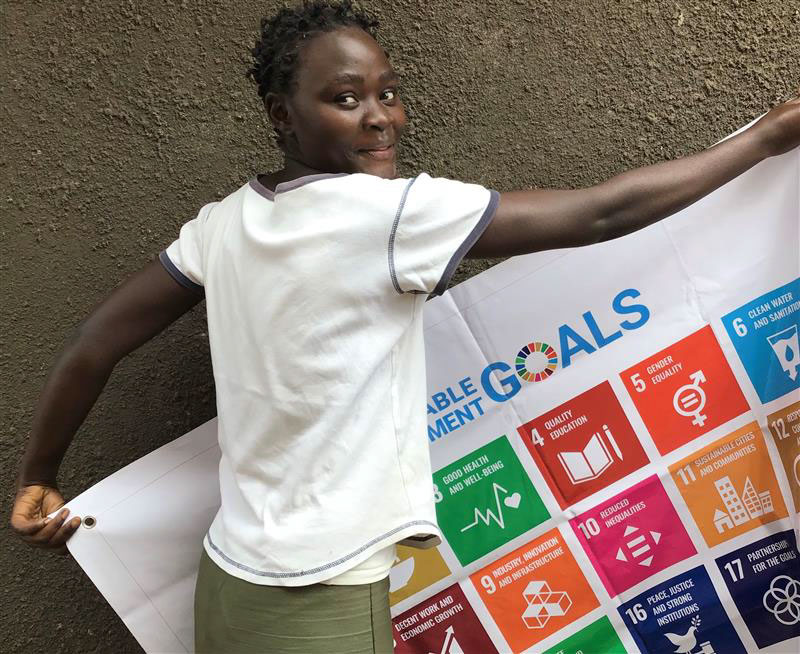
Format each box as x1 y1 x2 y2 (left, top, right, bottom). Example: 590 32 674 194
2 1 797 651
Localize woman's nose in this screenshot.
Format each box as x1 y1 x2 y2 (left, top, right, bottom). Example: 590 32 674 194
361 99 391 131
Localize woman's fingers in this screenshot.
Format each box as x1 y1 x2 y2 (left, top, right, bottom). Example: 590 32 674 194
31 509 72 544
11 514 48 536
46 513 81 554
10 490 51 538
10 485 80 552
17 508 66 545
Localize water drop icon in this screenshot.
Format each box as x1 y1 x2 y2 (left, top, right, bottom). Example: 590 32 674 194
767 325 800 382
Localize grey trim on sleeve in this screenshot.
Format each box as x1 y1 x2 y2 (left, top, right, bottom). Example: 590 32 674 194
387 176 419 294
431 188 500 297
158 250 205 296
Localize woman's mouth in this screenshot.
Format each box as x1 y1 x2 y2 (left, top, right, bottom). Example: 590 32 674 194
359 144 395 160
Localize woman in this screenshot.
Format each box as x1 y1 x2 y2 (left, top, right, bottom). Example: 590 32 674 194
10 1 800 652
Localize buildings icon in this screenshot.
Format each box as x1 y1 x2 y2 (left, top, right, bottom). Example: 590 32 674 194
713 476 774 534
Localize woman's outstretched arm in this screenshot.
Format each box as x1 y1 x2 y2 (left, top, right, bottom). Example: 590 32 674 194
10 260 203 553
470 95 800 258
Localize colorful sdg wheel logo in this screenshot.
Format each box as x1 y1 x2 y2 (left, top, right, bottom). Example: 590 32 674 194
516 341 558 382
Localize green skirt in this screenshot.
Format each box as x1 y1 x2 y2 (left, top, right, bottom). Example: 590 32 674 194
194 550 394 654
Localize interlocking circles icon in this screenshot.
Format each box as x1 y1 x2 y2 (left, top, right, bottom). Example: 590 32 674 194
762 575 800 626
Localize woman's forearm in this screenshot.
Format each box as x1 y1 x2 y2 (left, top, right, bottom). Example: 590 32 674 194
472 98 800 258
593 125 769 241
16 261 204 489
17 329 117 487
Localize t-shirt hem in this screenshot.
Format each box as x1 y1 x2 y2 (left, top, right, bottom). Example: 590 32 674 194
202 519 441 587
431 188 500 296
320 543 397 586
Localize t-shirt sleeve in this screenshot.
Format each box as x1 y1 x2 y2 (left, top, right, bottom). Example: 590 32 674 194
389 173 499 296
158 202 216 296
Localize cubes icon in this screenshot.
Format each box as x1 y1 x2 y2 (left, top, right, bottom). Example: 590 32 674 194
521 581 572 629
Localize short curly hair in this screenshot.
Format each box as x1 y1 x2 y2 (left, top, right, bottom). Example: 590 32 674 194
247 0 380 100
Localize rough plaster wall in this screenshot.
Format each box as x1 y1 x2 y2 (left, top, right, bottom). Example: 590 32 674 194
1 0 797 651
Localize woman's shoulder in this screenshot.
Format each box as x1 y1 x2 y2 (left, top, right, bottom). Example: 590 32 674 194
316 172 479 198
245 171 488 211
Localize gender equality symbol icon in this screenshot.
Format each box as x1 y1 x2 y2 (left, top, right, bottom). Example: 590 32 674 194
672 370 707 427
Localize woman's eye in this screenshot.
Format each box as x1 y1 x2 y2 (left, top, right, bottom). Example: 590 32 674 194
336 94 358 107
381 89 397 102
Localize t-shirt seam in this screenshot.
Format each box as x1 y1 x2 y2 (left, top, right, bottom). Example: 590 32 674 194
387 176 419 294
389 306 417 515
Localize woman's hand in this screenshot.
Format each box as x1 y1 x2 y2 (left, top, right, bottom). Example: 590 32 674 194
753 92 800 158
10 484 80 555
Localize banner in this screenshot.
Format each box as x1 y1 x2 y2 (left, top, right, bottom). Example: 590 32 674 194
65 138 800 654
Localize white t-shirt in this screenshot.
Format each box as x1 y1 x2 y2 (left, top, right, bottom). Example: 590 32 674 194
160 172 499 586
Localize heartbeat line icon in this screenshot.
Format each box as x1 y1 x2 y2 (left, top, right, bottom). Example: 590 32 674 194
460 482 519 532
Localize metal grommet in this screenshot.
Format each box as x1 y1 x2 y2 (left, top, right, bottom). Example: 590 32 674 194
83 515 97 529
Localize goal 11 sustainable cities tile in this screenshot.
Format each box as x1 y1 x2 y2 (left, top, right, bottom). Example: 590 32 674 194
668 421 788 548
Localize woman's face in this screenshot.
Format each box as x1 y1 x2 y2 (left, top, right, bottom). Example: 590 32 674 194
274 26 406 179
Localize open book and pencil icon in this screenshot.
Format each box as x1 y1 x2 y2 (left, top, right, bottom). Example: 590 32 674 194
557 425 623 485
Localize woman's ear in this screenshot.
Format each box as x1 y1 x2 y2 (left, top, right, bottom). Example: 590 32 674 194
265 92 292 139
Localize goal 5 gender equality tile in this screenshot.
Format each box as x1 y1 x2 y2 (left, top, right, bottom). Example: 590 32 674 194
620 325 749 455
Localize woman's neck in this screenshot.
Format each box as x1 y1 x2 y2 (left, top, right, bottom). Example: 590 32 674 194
257 157 326 192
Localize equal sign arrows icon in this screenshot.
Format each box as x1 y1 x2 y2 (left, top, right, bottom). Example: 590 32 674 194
615 525 661 567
